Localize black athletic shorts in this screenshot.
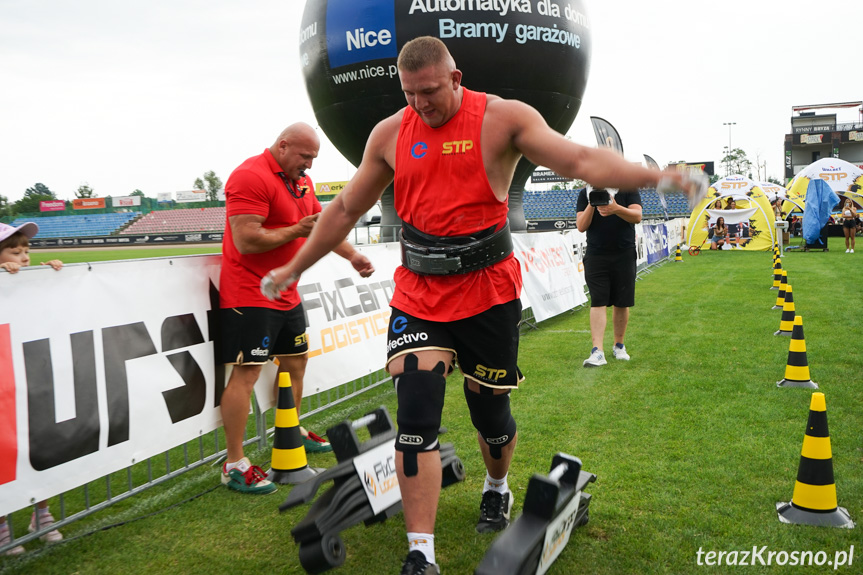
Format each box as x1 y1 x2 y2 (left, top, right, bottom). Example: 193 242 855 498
584 250 636 308
844 219 856 229
386 300 525 390
219 305 309 365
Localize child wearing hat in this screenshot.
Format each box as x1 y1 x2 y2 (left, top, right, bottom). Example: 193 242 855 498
0 221 63 554
0 222 62 274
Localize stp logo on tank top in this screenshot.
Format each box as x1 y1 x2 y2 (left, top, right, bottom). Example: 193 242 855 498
442 140 474 155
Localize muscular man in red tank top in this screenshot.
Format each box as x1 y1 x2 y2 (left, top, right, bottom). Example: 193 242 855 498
264 37 696 575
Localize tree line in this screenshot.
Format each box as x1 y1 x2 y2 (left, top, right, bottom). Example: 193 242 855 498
0 171 223 218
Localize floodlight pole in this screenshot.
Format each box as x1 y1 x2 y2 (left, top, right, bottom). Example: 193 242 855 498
723 122 736 151
723 122 736 176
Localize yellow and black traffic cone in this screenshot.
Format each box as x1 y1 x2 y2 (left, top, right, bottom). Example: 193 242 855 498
772 269 788 310
674 245 682 262
776 393 854 528
774 284 795 336
777 316 818 389
267 372 319 484
771 258 782 290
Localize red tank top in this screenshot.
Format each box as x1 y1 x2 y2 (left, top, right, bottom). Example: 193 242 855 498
391 88 521 321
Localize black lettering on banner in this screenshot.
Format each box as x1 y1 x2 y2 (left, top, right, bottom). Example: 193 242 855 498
102 323 158 446
161 314 207 423
207 280 226 407
25 332 100 471
161 314 204 351
163 352 206 423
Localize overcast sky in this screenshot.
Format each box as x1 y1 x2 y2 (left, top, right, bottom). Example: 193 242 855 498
2 0 861 203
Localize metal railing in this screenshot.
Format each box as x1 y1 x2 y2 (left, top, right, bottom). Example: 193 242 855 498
1 226 678 555
0 370 392 555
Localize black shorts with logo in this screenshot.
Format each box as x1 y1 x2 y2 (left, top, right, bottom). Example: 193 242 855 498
386 300 524 390
219 305 309 365
584 250 636 308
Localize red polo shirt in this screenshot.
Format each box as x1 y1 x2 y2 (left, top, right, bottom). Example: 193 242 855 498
220 149 320 310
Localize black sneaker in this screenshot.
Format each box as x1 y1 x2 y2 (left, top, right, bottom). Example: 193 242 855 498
400 550 440 575
476 489 513 533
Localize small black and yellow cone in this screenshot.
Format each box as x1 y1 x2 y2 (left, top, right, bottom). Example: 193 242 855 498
777 316 818 389
776 393 855 528
774 284 795 336
772 269 788 310
674 245 682 262
770 258 782 289
267 372 319 484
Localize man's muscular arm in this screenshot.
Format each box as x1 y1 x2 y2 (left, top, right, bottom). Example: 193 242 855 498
492 99 683 191
229 212 318 255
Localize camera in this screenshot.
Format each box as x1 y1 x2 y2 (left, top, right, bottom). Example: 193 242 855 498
587 185 618 207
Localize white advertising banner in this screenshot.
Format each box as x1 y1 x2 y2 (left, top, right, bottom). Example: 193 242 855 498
634 222 648 268
175 190 207 203
0 233 587 514
0 245 396 515
0 255 223 515
512 232 587 323
112 195 142 207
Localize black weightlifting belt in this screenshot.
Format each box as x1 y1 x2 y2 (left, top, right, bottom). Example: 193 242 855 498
399 221 513 275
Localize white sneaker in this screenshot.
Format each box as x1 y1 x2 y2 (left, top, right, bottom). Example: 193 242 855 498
0 522 25 555
846 249 850 253
612 344 630 361
583 348 606 367
851 249 855 253
29 511 63 542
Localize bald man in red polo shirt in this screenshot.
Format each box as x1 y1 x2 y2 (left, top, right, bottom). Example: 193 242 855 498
218 123 374 495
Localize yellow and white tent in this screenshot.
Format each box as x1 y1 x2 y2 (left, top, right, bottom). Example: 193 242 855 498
759 182 786 202
686 175 776 251
785 158 863 213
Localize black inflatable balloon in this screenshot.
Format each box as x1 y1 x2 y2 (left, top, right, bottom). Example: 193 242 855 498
299 0 592 231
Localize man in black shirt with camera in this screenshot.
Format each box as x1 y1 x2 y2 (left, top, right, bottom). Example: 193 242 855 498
576 187 642 367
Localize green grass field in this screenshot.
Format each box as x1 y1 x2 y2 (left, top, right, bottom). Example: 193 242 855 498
3 237 861 575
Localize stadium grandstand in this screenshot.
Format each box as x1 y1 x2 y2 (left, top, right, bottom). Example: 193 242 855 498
3 191 690 242
8 212 141 238
121 206 226 235
523 188 691 221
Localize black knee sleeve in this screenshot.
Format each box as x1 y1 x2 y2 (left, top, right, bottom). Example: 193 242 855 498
463 380 517 459
394 369 446 477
